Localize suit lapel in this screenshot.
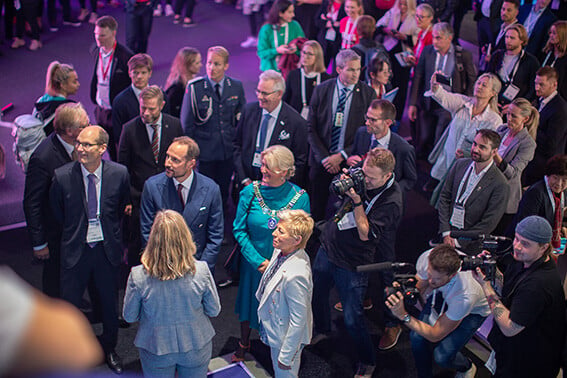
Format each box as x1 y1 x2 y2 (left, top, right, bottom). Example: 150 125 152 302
51 134 72 163
270 106 286 145
73 162 88 215
162 176 184 213
467 165 496 206
183 174 208 227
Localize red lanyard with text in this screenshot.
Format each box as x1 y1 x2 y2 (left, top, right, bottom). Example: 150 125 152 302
99 42 116 82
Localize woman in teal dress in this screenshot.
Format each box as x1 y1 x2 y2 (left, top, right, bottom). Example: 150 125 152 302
232 145 310 362
257 0 305 72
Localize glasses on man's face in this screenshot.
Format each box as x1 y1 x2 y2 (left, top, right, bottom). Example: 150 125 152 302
255 89 278 97
364 115 386 123
75 141 101 149
415 13 430 20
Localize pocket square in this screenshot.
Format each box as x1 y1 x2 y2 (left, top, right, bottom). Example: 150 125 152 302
199 206 207 211
278 130 290 140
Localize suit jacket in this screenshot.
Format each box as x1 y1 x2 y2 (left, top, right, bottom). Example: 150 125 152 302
181 76 246 162
123 261 221 355
496 125 536 213
487 49 540 104
474 0 504 20
283 68 331 114
256 248 312 366
90 43 133 107
118 113 184 206
50 161 131 269
234 101 308 182
23 134 72 248
438 158 509 238
140 172 223 271
308 78 376 165
409 44 477 110
518 5 557 56
351 127 417 192
523 94 567 186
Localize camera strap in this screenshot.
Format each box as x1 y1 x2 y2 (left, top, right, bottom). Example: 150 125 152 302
504 256 547 303
364 173 395 215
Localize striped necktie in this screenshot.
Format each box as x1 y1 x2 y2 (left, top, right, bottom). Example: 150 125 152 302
330 87 349 152
150 124 159 164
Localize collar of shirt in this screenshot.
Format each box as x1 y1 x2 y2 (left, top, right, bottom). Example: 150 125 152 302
373 129 392 149
56 134 76 159
262 100 283 120
174 170 194 200
541 90 558 108
208 76 225 92
81 162 103 181
80 162 103 215
145 113 163 141
131 84 143 100
337 79 355 93
471 160 493 179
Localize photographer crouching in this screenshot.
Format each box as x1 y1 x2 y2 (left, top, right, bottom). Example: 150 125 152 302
472 216 566 378
312 148 403 377
385 245 490 378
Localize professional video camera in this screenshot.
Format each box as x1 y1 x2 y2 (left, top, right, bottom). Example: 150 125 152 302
460 255 498 285
356 262 419 307
330 167 366 197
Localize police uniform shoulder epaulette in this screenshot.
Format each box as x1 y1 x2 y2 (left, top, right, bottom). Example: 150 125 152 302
187 76 206 87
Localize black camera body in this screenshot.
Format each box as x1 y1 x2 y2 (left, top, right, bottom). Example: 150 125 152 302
330 167 366 197
460 255 497 283
385 275 419 307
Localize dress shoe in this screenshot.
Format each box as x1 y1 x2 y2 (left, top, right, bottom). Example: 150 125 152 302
378 325 402 350
89 12 98 24
11 37 25 49
105 351 123 374
29 39 42 51
78 8 89 21
165 3 174 16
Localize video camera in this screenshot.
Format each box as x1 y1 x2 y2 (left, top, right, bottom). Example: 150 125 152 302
356 262 419 307
460 255 498 286
330 167 366 197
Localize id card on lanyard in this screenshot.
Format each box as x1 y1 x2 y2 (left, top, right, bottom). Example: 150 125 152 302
300 69 320 120
341 17 358 48
502 51 523 102
450 165 476 229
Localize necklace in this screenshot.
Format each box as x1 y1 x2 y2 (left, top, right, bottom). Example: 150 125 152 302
253 181 305 229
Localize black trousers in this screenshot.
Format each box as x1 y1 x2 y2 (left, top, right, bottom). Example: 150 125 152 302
46 0 72 25
15 0 40 40
94 105 116 161
126 2 153 53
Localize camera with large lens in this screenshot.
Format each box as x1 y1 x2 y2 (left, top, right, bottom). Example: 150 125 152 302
330 167 366 196
385 275 420 307
460 255 497 283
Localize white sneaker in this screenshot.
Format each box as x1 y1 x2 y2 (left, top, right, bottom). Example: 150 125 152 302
165 4 174 16
153 3 162 16
88 12 98 24
240 36 257 48
78 8 89 21
455 362 477 378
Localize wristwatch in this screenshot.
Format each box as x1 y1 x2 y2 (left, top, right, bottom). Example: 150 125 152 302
353 201 363 207
401 313 411 323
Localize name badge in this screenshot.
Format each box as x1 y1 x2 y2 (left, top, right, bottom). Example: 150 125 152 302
502 83 520 102
325 28 336 41
450 205 465 229
334 112 344 127
252 152 262 168
485 350 497 375
87 219 104 243
300 106 310 120
337 211 357 231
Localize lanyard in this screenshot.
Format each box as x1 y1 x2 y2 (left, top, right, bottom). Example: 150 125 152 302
99 42 116 82
415 25 431 57
342 17 359 47
455 163 488 206
300 69 320 107
364 174 395 215
435 52 448 73
545 175 565 214
503 49 524 83
542 51 557 68
273 23 289 49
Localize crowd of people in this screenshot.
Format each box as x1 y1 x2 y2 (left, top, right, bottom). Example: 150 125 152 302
2 0 567 376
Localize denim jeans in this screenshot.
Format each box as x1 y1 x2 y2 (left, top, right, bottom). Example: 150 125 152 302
312 247 375 365
410 296 486 378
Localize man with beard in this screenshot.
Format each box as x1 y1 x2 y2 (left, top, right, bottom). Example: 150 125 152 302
437 129 509 254
139 136 223 273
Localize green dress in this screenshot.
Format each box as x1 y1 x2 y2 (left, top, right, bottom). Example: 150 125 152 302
233 181 310 329
257 20 305 72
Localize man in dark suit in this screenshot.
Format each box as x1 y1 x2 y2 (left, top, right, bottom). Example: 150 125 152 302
24 102 89 298
348 99 417 192
182 46 246 206
492 0 520 51
50 126 131 374
118 85 183 266
519 0 557 56
438 129 509 254
140 136 223 273
522 67 567 186
234 70 308 188
90 15 133 161
408 22 477 158
474 0 504 57
308 49 376 221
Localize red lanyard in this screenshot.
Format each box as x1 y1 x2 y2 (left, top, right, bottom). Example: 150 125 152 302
99 42 116 82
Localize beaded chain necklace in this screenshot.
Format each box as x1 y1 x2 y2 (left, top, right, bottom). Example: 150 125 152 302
253 181 305 229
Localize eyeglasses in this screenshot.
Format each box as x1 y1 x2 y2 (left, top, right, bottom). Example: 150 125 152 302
301 51 316 56
255 89 279 97
75 141 101 149
364 115 387 123
415 13 431 20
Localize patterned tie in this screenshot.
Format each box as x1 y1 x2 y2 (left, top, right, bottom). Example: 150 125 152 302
330 87 349 153
150 124 159 164
87 173 98 248
215 83 221 99
370 137 379 150
257 114 271 153
177 183 185 207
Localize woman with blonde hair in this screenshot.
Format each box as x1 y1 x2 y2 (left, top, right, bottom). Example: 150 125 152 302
164 47 202 117
232 145 310 363
541 21 567 99
123 209 220 378
33 61 80 135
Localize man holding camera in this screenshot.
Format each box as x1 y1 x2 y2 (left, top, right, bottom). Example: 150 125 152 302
473 215 565 378
311 148 403 378
386 245 490 378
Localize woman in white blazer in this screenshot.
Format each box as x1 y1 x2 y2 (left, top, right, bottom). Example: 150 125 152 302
123 210 221 378
256 209 314 378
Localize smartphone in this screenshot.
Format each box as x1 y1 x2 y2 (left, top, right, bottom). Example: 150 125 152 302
435 73 452 87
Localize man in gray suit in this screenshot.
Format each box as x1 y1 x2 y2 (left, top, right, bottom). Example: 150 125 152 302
438 129 509 254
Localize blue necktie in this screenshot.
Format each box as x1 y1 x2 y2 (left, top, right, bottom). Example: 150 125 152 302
330 87 349 153
87 173 98 248
257 114 271 153
370 138 379 150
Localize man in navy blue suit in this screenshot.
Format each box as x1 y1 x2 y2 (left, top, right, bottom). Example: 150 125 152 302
50 125 131 374
347 99 417 193
519 0 557 56
140 136 223 273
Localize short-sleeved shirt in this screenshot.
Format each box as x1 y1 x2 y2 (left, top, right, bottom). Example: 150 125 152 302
416 249 491 323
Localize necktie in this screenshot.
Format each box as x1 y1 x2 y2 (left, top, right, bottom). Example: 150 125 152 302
215 83 221 99
87 174 98 248
177 183 185 207
538 97 545 112
370 138 379 149
150 124 159 164
331 87 349 152
257 114 271 153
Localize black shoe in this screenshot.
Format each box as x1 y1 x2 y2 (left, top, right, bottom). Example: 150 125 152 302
217 278 233 288
118 316 130 328
105 351 123 374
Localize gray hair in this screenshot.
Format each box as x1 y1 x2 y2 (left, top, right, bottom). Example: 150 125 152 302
433 22 454 39
416 3 434 18
259 70 286 93
336 49 361 69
